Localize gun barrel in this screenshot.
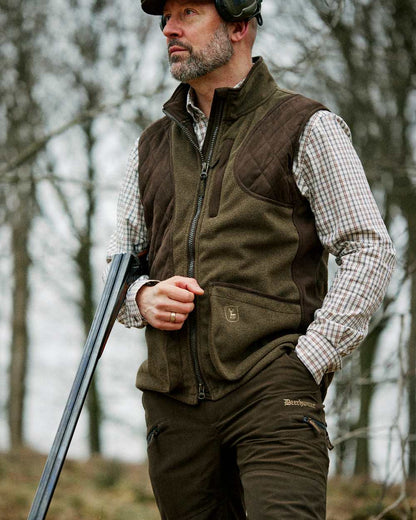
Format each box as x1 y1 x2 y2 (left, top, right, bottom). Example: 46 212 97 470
27 253 135 520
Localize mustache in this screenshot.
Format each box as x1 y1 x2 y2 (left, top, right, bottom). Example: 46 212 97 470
168 39 193 53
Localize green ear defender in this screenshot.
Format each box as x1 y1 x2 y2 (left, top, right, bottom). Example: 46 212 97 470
159 0 263 30
215 0 262 24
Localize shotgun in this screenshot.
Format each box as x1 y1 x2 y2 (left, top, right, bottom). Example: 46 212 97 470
28 252 142 519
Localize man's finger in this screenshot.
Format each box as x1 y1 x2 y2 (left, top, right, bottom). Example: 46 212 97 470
171 277 204 296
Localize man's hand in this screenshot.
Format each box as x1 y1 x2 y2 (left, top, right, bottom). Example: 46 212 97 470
136 276 204 330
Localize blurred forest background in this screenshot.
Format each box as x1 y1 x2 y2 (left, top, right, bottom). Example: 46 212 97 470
1 0 416 518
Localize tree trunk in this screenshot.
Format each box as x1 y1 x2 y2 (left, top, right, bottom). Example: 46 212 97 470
8 183 32 448
76 230 102 454
77 117 102 455
353 326 384 475
5 0 42 450
406 215 416 479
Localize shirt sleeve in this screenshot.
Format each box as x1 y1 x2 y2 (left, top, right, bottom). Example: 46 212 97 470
105 140 150 328
292 110 396 384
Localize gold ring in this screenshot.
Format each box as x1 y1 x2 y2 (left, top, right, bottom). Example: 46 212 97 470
170 312 176 323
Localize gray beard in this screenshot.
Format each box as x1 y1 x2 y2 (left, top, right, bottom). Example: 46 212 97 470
169 23 234 83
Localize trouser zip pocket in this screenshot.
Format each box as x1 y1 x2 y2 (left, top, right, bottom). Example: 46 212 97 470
147 425 161 446
303 416 334 450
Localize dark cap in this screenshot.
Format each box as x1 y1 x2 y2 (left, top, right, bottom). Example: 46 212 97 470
141 0 166 15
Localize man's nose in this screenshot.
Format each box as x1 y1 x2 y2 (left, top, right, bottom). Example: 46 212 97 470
162 15 183 38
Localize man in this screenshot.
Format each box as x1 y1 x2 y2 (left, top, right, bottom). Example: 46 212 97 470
107 0 396 518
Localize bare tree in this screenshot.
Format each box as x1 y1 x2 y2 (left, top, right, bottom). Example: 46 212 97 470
1 0 46 449
1 0 166 454
309 0 416 479
39 0 168 454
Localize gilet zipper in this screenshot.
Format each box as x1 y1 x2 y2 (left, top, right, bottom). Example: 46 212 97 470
163 98 225 401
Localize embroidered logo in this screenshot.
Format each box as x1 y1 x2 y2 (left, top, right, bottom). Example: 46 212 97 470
283 399 316 409
224 306 239 323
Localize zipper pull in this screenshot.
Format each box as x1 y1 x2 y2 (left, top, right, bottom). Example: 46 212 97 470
201 162 209 179
304 416 321 434
146 425 160 445
198 383 206 400
324 430 334 451
303 416 334 450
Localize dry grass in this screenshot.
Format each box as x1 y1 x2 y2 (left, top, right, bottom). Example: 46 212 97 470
1 449 415 519
327 476 415 520
1 449 159 520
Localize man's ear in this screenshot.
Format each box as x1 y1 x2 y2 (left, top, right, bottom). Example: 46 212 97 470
229 20 250 43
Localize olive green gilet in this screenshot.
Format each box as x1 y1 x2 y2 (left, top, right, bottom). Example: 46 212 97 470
137 58 329 404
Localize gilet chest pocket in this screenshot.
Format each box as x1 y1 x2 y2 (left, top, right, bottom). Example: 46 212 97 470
208 282 301 381
208 138 234 218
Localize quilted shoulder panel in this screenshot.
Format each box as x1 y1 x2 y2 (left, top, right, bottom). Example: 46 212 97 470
234 93 327 205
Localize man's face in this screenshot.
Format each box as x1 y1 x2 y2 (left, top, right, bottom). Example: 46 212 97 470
162 0 234 82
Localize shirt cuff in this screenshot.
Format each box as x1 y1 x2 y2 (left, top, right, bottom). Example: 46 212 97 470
295 330 342 385
125 276 158 328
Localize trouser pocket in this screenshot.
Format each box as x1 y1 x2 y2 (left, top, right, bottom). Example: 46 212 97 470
303 416 334 450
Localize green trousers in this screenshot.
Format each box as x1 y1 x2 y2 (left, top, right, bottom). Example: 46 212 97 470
143 349 330 519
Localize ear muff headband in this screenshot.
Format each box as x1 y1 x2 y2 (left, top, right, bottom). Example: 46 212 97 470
160 0 263 30
215 0 262 23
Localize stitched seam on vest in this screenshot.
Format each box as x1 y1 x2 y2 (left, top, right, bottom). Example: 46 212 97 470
291 205 307 330
291 203 325 332
233 179 295 208
210 282 299 305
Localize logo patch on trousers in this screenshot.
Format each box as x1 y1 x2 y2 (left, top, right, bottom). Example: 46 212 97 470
284 399 316 409
224 306 239 322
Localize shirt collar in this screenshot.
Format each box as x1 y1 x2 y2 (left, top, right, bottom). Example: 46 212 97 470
186 88 207 125
185 79 246 124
